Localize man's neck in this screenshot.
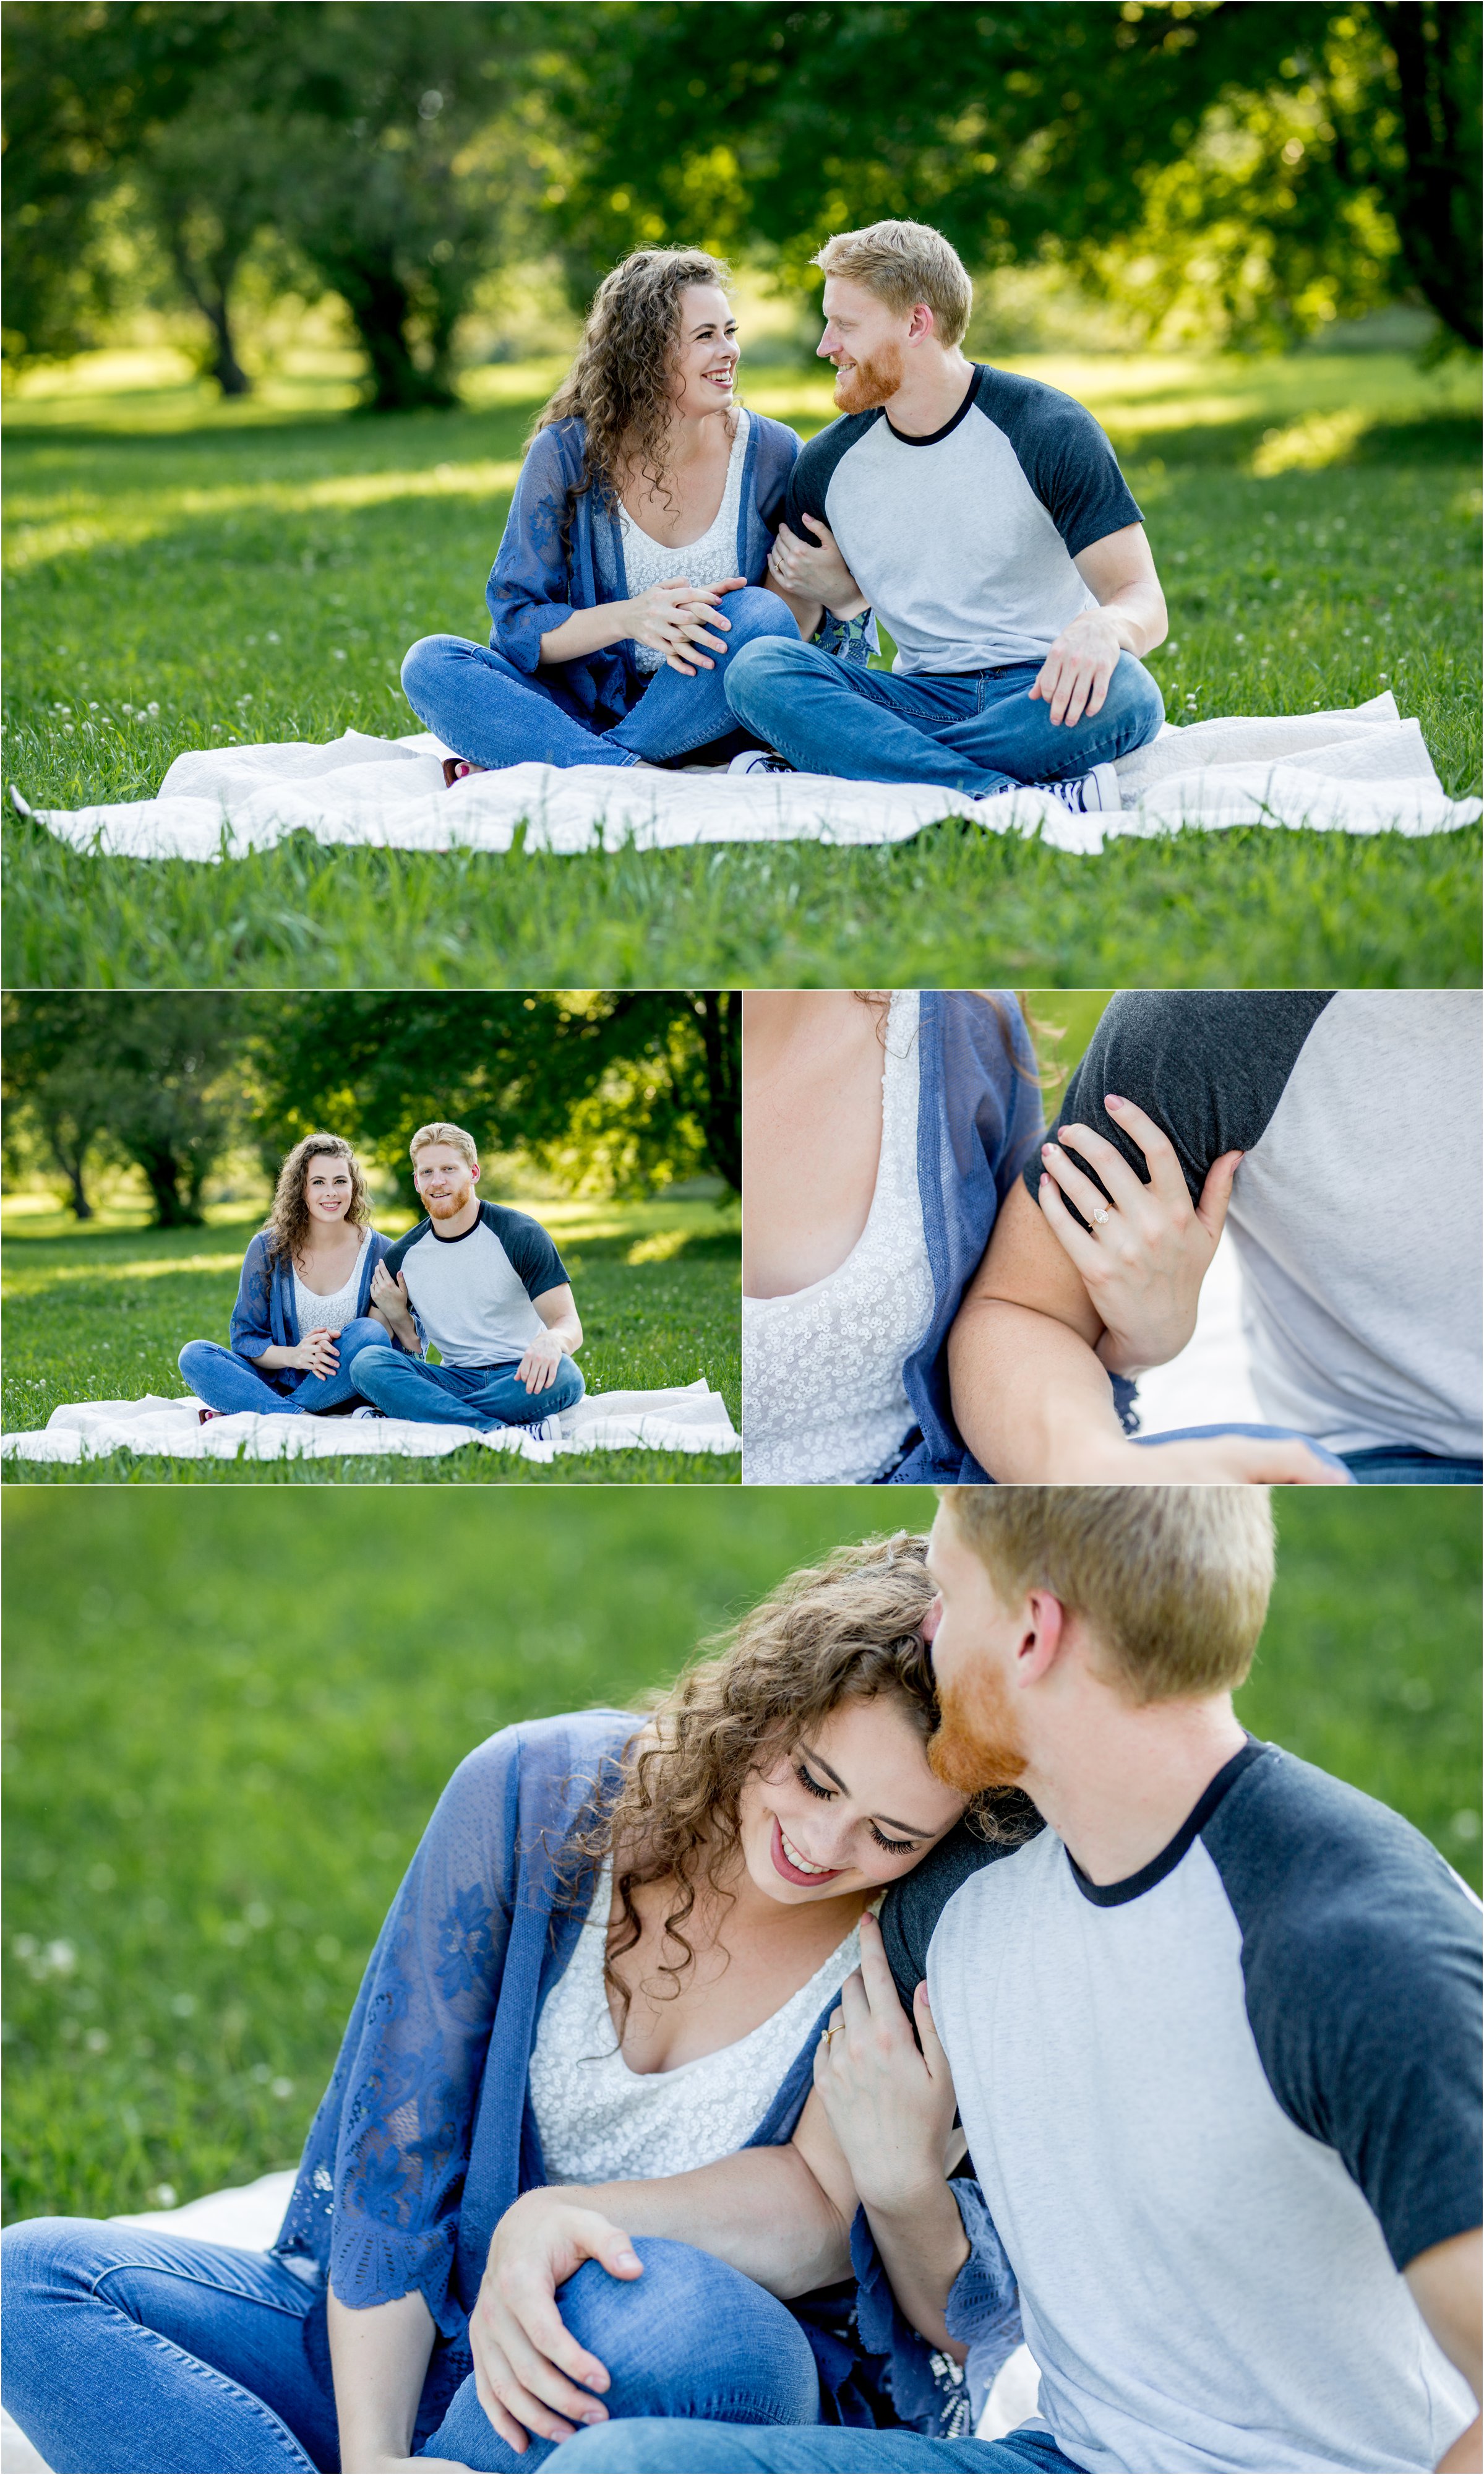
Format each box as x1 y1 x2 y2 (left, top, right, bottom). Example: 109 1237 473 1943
427 1196 480 1239
1022 1695 1248 1887
880 347 977 439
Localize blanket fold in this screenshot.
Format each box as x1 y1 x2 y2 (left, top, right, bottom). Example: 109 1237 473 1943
12 695 1477 859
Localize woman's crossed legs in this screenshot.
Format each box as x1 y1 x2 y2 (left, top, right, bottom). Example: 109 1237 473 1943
177 1318 386 1417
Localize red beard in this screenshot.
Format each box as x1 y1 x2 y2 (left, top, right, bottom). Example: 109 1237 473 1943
929 1658 1028 1794
832 343 904 414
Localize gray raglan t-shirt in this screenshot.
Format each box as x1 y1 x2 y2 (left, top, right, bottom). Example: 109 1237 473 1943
1027 989 1482 1459
380 1202 568 1369
883 1744 1482 2474
785 364 1143 674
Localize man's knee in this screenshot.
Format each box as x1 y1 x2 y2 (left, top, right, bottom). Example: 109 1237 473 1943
724 632 816 721
546 2428 688 2473
1104 650 1164 749
548 1358 585 1413
348 1344 401 1399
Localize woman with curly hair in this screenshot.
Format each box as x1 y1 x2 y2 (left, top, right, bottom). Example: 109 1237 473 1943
5 1536 1035 2473
400 249 867 782
176 1132 413 1419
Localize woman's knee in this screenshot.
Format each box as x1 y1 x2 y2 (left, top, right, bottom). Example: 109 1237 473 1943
178 1339 214 1382
335 1317 384 1368
559 2239 820 2422
401 633 477 705
723 586 802 651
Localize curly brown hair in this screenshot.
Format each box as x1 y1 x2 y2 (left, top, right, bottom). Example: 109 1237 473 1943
534 246 734 523
560 1532 1037 2033
262 1134 372 1270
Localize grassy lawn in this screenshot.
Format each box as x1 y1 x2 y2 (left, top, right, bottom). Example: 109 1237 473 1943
3 346 1478 988
0 1193 740 1484
2 1484 1477 2220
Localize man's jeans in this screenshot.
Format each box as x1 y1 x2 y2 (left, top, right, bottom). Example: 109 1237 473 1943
545 2422 1083 2474
723 638 1164 797
177 1317 385 1416
351 1342 585 1431
401 587 799 772
0 2222 821 2475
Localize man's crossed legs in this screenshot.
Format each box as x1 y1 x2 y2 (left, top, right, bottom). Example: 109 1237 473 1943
351 1344 585 1433
723 640 1163 799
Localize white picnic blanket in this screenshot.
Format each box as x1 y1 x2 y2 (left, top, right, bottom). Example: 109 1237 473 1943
0 2170 1040 2469
0 1379 738 1465
12 694 1475 860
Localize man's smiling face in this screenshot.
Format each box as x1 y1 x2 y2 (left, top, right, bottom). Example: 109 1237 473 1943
817 274 912 413
413 1143 478 1221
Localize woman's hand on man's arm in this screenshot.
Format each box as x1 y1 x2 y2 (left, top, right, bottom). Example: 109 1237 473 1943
369 1263 419 1349
327 2285 470 2473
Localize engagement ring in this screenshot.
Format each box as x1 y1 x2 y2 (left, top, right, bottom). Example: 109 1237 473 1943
1091 1207 1110 1226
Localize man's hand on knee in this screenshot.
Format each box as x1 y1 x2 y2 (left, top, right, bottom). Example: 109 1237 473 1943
470 2192 643 2452
1031 609 1123 726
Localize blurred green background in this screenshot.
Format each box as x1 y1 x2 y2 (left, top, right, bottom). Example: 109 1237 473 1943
3 1486 1478 2222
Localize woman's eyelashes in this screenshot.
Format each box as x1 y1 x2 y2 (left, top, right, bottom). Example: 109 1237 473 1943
792 1762 917 1856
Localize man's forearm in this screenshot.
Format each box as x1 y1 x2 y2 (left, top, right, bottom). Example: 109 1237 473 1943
948 1296 1134 1481
1101 583 1165 659
545 2147 851 2298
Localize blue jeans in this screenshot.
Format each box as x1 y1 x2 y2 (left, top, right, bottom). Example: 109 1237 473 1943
1133 1421 1355 1479
401 588 800 772
0 2223 820 2475
545 2424 1082 2474
723 640 1164 796
1341 1445 1482 1484
351 1341 585 1431
177 1317 386 1416
423 2240 823 2473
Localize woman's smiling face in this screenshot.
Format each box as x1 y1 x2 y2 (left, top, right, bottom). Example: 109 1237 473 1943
737 1694 967 1906
667 283 740 421
302 1156 353 1224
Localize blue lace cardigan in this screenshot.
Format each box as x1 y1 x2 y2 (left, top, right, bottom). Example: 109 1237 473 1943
272 1711 1020 2441
225 1228 415 1400
484 411 870 725
882 994 1137 1484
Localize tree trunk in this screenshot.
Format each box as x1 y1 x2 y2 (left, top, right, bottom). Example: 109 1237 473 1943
163 218 254 397
1371 1 1482 350
324 254 456 411
693 990 741 1193
40 1107 95 1218
136 1147 202 1228
200 285 252 396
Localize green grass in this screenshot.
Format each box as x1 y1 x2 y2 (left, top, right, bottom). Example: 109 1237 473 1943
0 1195 740 1484
4 349 1478 988
2 1486 1477 2221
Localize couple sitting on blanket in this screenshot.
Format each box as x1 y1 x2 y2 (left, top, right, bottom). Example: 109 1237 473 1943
178 1122 583 1436
400 220 1167 813
744 989 1484 1489
6 1492 1480 2475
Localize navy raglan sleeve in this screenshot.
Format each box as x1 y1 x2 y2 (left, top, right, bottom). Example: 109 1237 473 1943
1023 991 1335 1219
492 1205 568 1298
784 415 875 535
880 1819 1037 2012
979 373 1143 556
1205 1751 1483 2271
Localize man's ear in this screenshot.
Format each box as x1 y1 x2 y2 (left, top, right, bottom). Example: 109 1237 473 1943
906 303 936 346
1014 1588 1065 1686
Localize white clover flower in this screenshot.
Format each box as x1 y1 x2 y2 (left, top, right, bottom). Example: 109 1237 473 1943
266 632 281 645
271 2076 295 2099
147 701 160 715
44 1939 76 1974
12 1935 36 1961
332 648 347 661
169 1991 197 2017
148 2183 178 2208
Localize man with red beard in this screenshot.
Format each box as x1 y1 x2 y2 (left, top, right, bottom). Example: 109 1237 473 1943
541 1487 1482 2475
723 220 1167 811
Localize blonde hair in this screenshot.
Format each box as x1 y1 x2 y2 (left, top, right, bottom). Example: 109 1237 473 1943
262 1134 371 1268
812 220 973 350
410 1121 478 1169
561 1533 1037 2031
941 1487 1275 1703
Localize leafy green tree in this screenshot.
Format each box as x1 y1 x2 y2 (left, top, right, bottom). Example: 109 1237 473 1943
250 992 739 1205
2 994 249 1226
547 2 1480 350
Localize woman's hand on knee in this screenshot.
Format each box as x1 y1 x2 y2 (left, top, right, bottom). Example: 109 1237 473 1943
470 2194 642 2451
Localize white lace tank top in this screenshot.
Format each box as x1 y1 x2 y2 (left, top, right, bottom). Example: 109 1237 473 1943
617 410 750 673
291 1226 371 1337
742 989 935 1486
528 1859 864 2182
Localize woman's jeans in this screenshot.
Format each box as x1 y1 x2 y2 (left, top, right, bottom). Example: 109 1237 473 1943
350 1341 585 1431
0 2222 821 2475
722 638 1164 797
177 1318 385 1416
544 2424 1083 2474
401 587 800 772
